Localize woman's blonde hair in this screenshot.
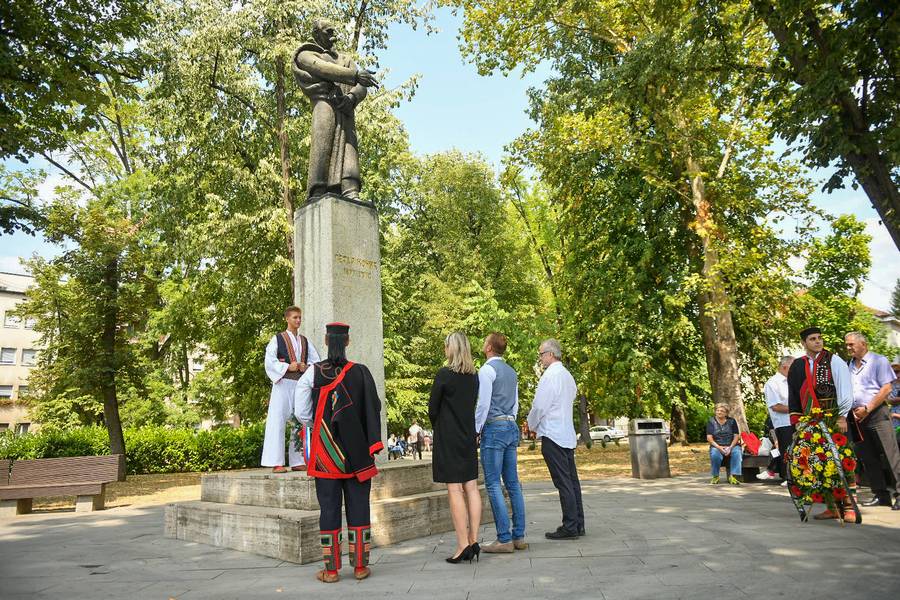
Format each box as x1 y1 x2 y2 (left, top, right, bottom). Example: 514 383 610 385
445 331 476 374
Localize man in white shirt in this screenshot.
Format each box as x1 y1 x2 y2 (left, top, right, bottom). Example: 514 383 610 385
261 306 320 472
758 356 794 482
527 339 584 540
408 420 424 459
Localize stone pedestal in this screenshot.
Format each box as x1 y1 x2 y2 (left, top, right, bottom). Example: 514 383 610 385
165 462 492 564
294 193 387 452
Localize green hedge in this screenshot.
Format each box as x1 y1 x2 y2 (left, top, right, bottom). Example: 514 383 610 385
0 423 265 475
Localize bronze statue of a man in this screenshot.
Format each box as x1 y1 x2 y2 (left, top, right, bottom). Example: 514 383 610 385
293 20 378 201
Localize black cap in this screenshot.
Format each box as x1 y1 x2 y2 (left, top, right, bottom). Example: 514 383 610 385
326 322 350 334
799 326 821 341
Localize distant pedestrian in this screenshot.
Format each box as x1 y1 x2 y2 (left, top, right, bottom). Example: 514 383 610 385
527 339 584 540
409 420 424 459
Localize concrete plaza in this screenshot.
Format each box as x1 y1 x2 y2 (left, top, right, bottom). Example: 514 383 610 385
2 475 898 600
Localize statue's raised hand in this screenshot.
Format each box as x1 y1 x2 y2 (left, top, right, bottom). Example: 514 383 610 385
355 69 379 88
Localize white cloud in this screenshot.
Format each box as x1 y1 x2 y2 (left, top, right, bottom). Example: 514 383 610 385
858 218 899 312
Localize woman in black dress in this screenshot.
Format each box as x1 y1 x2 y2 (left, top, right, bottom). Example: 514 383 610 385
429 331 481 563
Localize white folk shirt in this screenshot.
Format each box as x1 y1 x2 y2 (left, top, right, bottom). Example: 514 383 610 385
261 332 320 467
527 361 578 449
763 371 791 429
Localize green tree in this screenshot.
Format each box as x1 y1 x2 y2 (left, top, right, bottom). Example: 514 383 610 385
747 0 900 249
0 0 150 160
892 278 900 316
450 0 821 432
791 214 889 356
381 151 550 432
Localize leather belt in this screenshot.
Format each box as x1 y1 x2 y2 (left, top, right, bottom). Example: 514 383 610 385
486 415 516 424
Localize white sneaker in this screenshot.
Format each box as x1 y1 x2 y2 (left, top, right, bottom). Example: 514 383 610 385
756 470 777 481
780 480 788 487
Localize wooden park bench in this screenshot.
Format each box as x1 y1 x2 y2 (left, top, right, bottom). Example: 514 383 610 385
0 454 125 516
739 454 774 483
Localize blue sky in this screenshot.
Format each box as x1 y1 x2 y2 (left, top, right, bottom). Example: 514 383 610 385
2 8 897 310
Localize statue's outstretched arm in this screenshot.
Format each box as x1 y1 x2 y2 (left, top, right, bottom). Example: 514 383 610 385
295 51 358 86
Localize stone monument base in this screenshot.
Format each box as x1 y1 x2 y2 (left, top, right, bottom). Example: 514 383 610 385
164 461 492 564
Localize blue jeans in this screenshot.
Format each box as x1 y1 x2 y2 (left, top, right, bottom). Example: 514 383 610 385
710 446 742 477
480 420 526 542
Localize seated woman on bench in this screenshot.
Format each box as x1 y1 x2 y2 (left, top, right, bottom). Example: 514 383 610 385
707 403 742 485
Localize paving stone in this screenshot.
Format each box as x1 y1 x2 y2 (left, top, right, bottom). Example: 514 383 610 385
2 475 899 599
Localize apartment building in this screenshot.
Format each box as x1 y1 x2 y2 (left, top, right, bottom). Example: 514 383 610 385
0 272 39 433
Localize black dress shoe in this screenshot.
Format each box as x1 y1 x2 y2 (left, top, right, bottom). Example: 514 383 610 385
545 527 578 540
861 496 891 507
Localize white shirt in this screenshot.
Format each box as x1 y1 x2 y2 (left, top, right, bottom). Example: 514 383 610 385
264 331 321 385
294 366 316 426
763 371 791 429
474 356 519 433
527 361 578 449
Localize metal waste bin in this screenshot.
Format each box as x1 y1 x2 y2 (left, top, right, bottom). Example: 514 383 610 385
629 418 671 479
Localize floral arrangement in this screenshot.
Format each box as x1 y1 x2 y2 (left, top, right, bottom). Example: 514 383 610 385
788 406 856 510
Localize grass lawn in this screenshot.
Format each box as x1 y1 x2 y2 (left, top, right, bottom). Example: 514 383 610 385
517 441 709 481
31 442 710 511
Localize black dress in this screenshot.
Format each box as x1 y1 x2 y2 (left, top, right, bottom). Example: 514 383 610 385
428 367 479 483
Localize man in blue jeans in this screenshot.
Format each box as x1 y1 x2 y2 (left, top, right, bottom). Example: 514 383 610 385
475 332 527 553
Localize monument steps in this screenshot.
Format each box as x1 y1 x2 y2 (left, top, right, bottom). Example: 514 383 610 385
165 461 493 564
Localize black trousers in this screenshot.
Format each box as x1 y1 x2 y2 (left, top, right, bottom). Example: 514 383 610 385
852 405 900 499
773 425 795 479
541 436 585 534
315 477 372 530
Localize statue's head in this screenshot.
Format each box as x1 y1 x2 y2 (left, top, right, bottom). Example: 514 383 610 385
312 19 337 50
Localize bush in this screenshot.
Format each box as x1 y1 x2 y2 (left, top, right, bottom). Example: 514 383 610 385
0 423 266 475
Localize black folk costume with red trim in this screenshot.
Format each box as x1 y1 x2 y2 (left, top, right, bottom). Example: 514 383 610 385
306 358 382 577
785 350 860 523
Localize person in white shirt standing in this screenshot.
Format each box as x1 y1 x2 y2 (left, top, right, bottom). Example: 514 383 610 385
262 306 320 473
758 356 795 483
527 339 584 540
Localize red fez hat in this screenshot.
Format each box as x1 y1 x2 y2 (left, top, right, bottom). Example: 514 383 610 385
326 322 350 334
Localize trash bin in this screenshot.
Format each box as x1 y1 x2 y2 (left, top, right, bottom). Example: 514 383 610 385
629 418 671 479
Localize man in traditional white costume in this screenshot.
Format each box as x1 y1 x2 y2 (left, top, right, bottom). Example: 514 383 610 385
262 306 320 472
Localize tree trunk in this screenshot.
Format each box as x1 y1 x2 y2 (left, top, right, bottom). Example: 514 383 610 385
100 256 126 473
670 389 689 446
274 54 295 288
686 155 748 431
578 393 592 448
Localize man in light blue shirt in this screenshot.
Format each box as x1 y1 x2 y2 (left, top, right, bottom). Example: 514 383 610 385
476 332 527 553
528 338 584 539
845 332 900 510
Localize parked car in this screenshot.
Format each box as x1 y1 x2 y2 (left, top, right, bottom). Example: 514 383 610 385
589 425 627 442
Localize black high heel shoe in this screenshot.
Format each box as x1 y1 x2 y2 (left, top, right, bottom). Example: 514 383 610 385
469 542 480 563
446 545 473 564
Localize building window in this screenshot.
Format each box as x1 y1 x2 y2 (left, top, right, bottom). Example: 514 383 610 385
16 386 29 398
24 317 36 330
0 347 16 364
0 347 16 365
0 423 9 431
15 423 30 435
3 313 22 328
21 349 37 366
0 385 12 398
